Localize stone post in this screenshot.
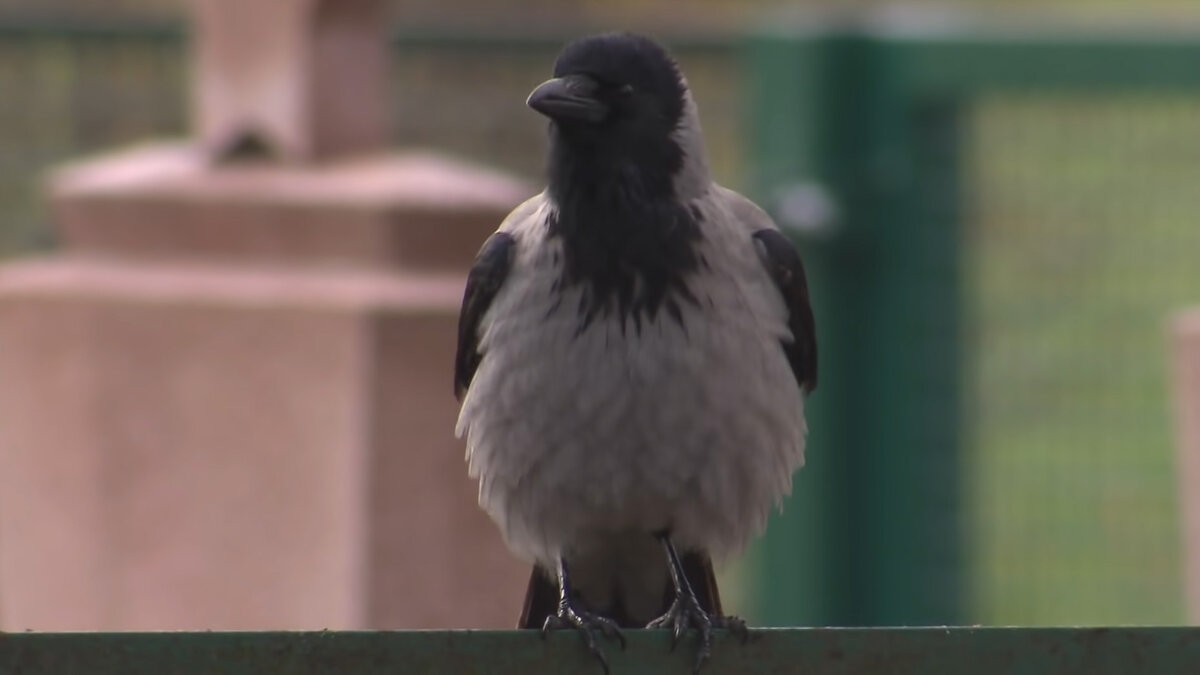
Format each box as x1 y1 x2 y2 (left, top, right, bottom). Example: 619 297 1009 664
192 0 389 162
1172 309 1200 622
0 0 531 630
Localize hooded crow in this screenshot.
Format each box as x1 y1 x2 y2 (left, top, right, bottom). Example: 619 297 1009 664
454 32 816 673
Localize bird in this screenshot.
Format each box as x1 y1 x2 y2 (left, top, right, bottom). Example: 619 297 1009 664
453 32 816 673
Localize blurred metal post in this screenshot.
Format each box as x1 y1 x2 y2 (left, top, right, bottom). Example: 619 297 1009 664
0 1 529 630
742 24 965 626
1171 310 1200 621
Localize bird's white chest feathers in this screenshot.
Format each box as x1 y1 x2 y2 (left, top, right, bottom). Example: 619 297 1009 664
456 197 806 567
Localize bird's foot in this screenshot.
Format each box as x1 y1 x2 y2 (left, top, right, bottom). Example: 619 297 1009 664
541 601 626 674
648 593 750 673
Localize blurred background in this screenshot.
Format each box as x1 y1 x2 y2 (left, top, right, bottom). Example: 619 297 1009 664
0 0 1199 632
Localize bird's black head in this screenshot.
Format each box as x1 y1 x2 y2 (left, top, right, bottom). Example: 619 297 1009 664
529 32 690 201
526 34 706 336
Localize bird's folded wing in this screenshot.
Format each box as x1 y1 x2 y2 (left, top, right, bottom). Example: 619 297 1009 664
722 188 818 393
454 231 516 400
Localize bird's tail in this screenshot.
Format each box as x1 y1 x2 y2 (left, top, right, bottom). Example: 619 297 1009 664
517 552 723 629
518 566 558 629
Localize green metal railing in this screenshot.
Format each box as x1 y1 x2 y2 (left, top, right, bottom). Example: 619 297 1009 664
747 18 1200 627
4 628 1200 674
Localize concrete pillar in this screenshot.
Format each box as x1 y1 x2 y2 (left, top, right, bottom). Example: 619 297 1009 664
1172 309 1200 623
0 0 531 630
192 0 390 162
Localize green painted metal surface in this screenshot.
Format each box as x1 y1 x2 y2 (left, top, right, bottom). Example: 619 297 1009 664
744 18 1200 627
894 35 1200 93
3 628 1200 674
742 32 847 628
745 28 967 629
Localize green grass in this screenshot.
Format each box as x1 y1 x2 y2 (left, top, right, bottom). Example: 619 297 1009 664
964 94 1200 624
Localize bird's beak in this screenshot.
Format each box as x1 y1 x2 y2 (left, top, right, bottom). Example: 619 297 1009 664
526 75 609 123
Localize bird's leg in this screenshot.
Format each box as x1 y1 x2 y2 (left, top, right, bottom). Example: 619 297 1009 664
541 557 626 674
648 533 749 673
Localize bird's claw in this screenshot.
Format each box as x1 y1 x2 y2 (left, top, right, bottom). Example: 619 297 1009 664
648 594 749 673
542 603 626 674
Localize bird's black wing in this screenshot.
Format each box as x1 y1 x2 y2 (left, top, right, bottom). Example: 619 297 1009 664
752 229 818 393
454 232 516 401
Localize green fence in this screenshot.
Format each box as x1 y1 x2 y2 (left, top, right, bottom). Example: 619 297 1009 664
4 628 1200 675
0 19 741 241
747 19 1200 627
0 18 187 254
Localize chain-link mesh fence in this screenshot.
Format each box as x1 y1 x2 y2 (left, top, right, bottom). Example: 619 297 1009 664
0 24 742 253
965 93 1200 624
0 24 186 254
389 34 742 186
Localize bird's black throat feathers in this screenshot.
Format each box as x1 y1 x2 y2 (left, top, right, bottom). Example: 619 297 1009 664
539 33 704 334
546 186 702 336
